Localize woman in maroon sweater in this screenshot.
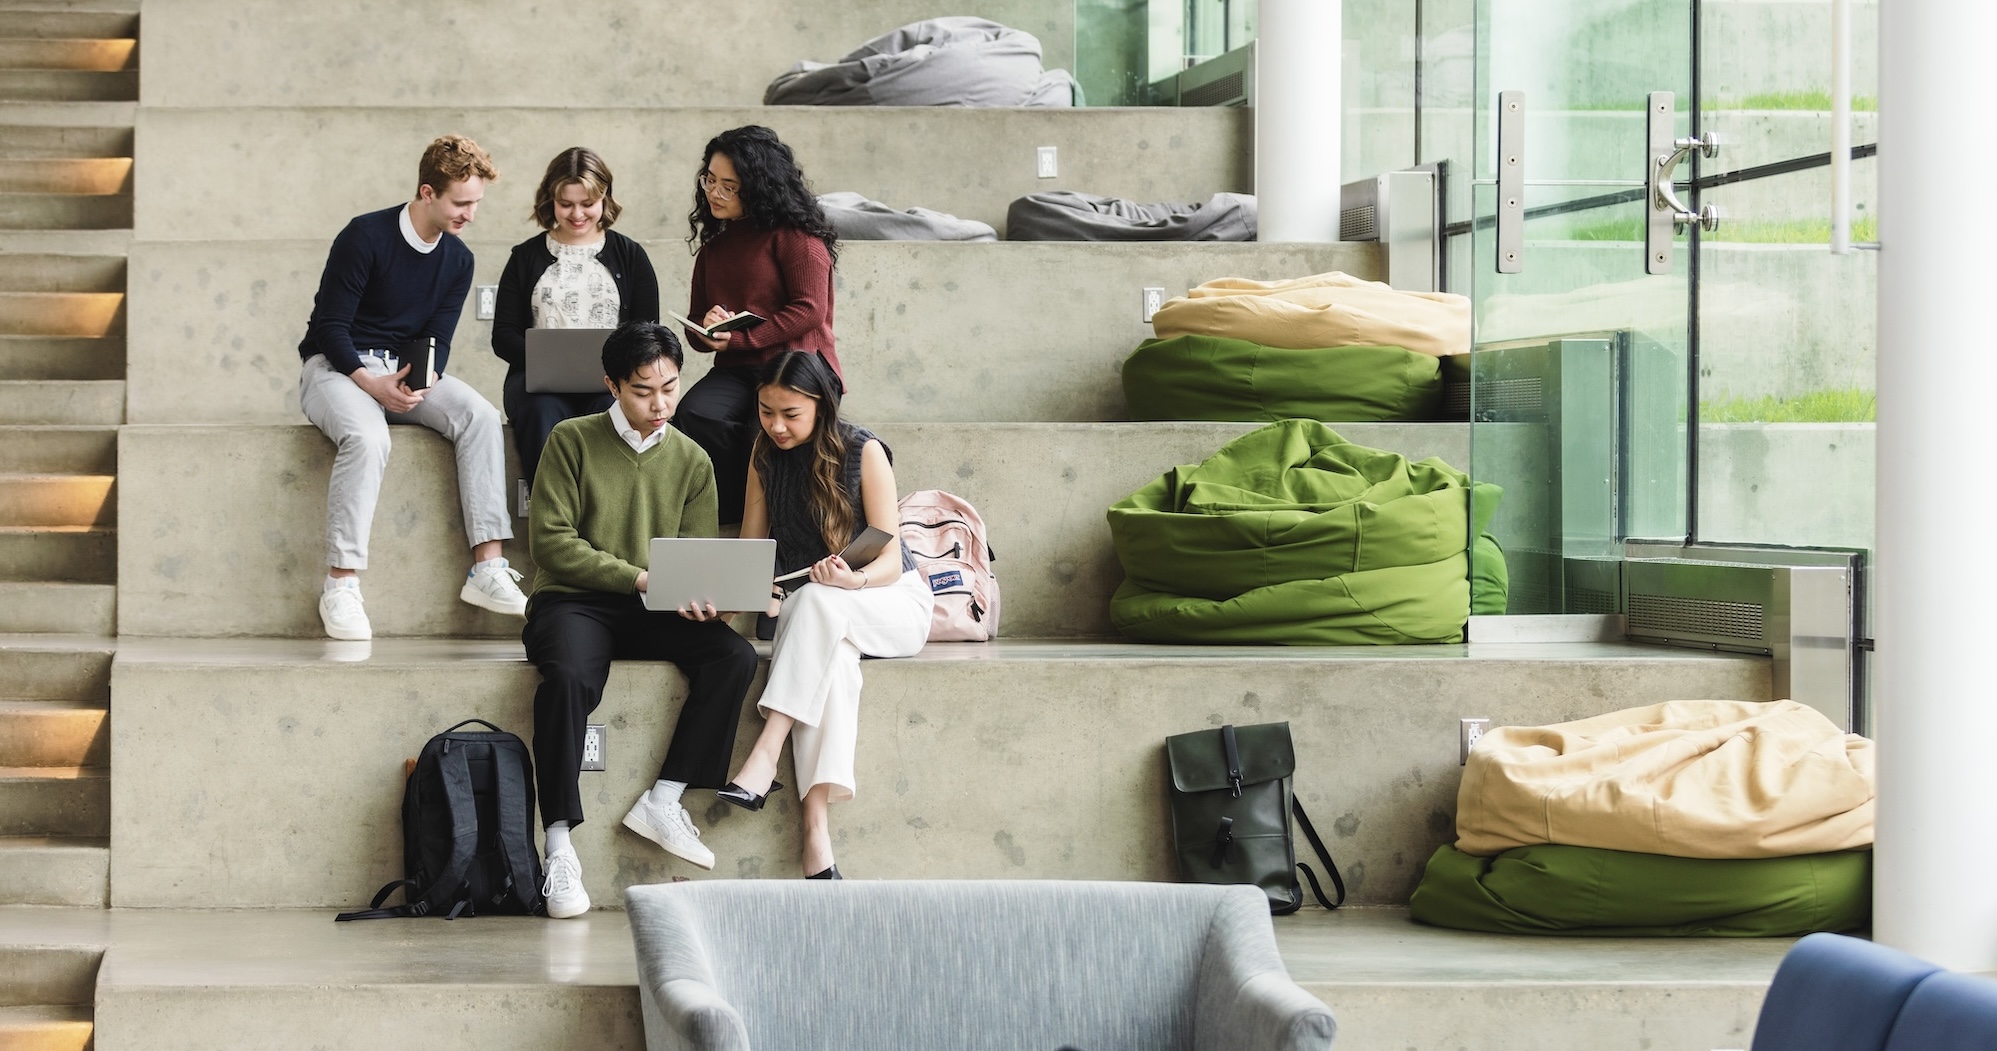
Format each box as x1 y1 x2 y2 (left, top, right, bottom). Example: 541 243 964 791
677 125 843 523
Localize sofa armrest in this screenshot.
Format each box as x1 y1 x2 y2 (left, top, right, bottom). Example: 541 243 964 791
1194 970 1336 1051
639 976 750 1051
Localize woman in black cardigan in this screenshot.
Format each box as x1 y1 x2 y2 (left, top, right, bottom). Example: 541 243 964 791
492 147 661 487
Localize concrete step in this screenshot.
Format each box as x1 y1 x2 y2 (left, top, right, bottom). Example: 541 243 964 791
0 1004 93 1051
5 904 1787 1051
126 239 1384 425
0 254 122 292
0 427 115 473
135 106 1246 241
0 839 106 908
0 230 129 257
0 583 112 633
0 37 136 72
0 292 120 337
108 635 1770 908
0 701 107 768
0 156 128 195
0 337 122 381
139 0 1073 108
0 69 135 102
0 941 97 1009
0 191 129 228
0 381 122 424
0 474 113 528
0 768 108 838
0 10 138 39
117 421 1468 638
0 528 115 583
0 123 128 160
0 636 112 700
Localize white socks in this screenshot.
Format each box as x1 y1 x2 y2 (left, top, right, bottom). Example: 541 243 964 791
324 575 359 593
470 556 507 576
544 821 572 857
650 780 687 805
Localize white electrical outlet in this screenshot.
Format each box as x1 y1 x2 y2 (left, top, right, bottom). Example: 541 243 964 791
1036 146 1058 179
581 724 607 771
1459 718 1491 765
1142 287 1166 322
475 284 498 320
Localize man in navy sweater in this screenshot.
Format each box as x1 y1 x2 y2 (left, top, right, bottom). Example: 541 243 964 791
297 135 527 640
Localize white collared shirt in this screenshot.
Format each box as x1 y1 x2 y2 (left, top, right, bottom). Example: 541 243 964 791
398 204 440 254
608 400 665 454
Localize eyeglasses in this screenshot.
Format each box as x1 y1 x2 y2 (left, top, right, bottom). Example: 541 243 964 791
698 172 740 199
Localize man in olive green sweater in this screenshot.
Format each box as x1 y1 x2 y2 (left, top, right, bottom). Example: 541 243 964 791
523 321 756 919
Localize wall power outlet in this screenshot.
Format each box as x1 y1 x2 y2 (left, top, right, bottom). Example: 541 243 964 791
1459 718 1491 765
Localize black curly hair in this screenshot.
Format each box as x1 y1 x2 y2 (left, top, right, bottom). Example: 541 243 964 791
686 125 839 263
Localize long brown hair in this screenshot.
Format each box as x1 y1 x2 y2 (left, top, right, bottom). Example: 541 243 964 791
752 351 851 555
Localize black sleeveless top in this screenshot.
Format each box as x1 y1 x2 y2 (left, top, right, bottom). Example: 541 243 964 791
761 421 919 578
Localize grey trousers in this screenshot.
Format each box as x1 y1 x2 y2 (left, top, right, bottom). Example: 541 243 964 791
298 353 513 570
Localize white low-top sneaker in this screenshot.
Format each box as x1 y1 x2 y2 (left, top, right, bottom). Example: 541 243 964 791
461 560 528 616
542 846 590 919
318 583 372 641
622 793 716 870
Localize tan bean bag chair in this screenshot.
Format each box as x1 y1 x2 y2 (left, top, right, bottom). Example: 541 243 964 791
1148 272 1471 358
1457 700 1874 860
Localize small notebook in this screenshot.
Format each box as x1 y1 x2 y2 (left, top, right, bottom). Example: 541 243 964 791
667 309 767 340
397 337 436 390
773 526 895 593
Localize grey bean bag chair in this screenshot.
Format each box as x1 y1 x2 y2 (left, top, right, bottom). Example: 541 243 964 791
817 191 997 241
765 17 1080 107
1006 191 1258 241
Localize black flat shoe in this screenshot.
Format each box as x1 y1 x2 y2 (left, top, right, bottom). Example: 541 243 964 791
806 865 842 880
716 780 782 812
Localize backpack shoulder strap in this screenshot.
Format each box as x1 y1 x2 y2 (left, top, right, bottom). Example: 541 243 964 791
491 739 544 913
335 879 422 922
422 742 482 917
1291 797 1348 910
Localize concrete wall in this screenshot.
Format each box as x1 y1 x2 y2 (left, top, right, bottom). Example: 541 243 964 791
137 0 1075 109
115 421 1469 639
108 638 1770 908
135 106 1249 242
124 240 1380 425
1699 423 1873 550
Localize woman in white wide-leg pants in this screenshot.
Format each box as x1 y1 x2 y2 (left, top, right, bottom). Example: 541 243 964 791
704 350 933 878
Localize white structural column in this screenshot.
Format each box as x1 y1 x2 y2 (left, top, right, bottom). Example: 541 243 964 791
1254 0 1342 242
1873 0 1997 970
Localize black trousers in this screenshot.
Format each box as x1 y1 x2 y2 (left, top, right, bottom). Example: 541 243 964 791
503 370 614 489
673 365 759 525
522 589 757 827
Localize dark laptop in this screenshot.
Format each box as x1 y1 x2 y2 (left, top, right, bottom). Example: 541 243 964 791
524 328 614 394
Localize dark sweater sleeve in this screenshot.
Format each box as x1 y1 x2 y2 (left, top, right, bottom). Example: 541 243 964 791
621 237 661 323
728 229 833 353
684 246 715 351
491 243 532 370
425 247 474 376
303 221 378 376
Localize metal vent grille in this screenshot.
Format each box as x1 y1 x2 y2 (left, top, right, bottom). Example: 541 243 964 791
1471 376 1545 414
1339 205 1379 241
1628 593 1766 640
1565 588 1620 615
1181 71 1246 107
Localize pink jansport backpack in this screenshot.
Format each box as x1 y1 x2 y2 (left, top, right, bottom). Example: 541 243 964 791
897 490 999 641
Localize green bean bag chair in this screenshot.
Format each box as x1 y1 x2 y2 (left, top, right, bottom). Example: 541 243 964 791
1409 842 1872 937
1107 421 1507 644
1122 336 1442 423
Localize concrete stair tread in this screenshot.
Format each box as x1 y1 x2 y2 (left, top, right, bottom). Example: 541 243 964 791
0 766 106 781
0 525 117 584
0 38 137 73
0 254 123 291
0 380 121 424
0 836 107 908
0 103 136 130
0 231 130 255
0 905 1786 1049
0 1004 93 1051
0 427 117 473
0 582 114 636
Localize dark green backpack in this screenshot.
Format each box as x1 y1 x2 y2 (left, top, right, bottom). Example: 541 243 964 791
1166 721 1346 915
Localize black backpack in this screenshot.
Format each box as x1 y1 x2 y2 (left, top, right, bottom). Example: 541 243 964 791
1165 721 1346 915
336 719 545 921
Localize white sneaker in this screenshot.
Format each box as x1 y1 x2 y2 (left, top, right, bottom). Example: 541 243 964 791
622 793 716 870
542 846 590 919
461 560 528 616
318 582 372 641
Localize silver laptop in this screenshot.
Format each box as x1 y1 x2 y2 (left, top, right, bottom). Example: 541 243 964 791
642 538 777 613
525 328 615 394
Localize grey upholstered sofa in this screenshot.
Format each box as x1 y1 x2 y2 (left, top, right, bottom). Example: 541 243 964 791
625 880 1336 1051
